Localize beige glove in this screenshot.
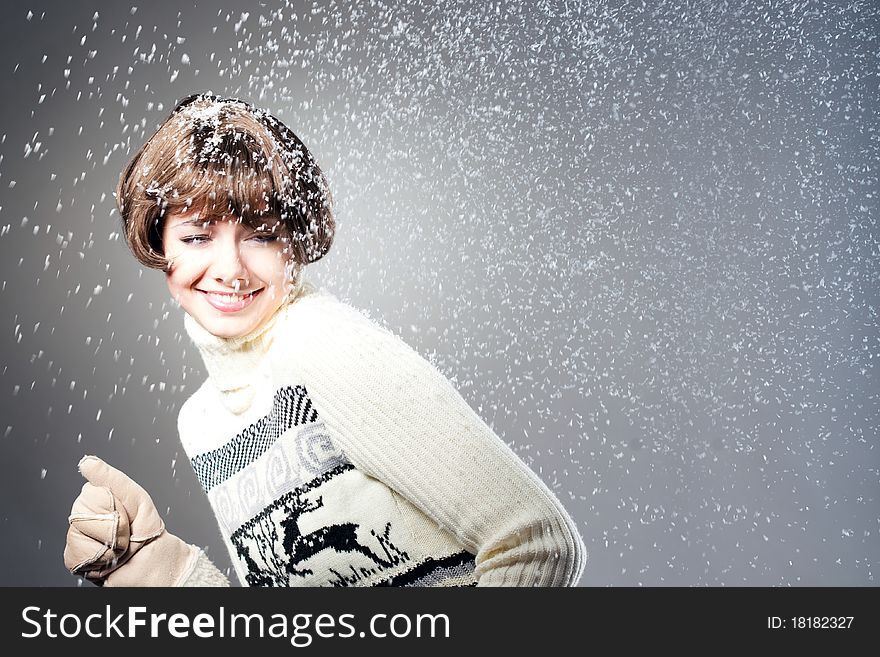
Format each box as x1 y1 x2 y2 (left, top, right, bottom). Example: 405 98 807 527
63 455 200 587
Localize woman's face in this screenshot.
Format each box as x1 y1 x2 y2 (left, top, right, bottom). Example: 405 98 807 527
161 208 294 339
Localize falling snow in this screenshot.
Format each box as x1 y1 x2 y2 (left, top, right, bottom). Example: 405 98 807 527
0 0 877 586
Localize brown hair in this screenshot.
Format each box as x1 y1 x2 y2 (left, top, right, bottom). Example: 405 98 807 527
116 93 334 270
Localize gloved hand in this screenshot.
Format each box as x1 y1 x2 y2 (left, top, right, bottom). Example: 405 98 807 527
63 455 200 587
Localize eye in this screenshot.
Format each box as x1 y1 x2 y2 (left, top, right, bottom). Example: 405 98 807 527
248 232 278 244
180 235 210 245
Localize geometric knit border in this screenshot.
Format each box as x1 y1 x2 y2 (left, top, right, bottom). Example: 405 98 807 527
191 385 319 492
374 550 478 587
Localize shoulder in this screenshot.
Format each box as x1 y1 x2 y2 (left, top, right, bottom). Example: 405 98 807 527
278 283 416 362
284 283 384 332
272 284 457 406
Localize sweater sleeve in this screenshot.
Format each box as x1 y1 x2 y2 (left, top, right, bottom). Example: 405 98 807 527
288 296 587 587
180 550 231 587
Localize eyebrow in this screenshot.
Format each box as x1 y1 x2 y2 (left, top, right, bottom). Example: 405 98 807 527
171 217 217 228
170 216 281 231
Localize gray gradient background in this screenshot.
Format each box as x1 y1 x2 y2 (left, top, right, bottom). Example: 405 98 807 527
0 0 877 586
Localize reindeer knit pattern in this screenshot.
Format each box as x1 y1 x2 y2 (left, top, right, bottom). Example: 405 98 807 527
176 280 586 587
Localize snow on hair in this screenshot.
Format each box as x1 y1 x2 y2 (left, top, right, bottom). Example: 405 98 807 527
116 93 335 270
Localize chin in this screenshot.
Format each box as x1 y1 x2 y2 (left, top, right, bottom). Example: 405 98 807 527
192 315 255 339
208 327 247 339
213 322 258 339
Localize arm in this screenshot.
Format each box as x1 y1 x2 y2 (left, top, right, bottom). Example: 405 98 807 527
289 298 587 586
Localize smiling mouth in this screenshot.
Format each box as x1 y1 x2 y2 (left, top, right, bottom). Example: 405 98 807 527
199 288 263 311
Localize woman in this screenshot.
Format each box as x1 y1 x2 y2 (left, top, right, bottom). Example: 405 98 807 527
63 94 586 587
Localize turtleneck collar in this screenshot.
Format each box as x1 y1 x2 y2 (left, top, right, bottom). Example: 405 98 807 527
184 278 313 414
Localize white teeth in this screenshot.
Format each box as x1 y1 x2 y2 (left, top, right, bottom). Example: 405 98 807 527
205 291 253 302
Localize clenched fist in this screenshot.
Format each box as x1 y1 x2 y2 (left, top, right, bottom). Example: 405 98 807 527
63 456 200 587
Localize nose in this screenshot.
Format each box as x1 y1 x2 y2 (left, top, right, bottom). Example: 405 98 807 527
210 235 249 289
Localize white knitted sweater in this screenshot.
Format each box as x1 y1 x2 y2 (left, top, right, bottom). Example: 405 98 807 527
176 280 586 587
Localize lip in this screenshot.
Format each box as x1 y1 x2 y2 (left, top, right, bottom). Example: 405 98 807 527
199 288 263 313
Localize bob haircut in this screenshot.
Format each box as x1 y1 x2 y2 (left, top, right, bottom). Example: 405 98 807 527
116 93 334 270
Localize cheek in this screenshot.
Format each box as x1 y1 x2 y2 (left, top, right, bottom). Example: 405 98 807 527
164 270 188 299
258 251 294 287
164 256 205 293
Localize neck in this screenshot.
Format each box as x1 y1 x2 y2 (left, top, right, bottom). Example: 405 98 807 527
184 278 312 413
